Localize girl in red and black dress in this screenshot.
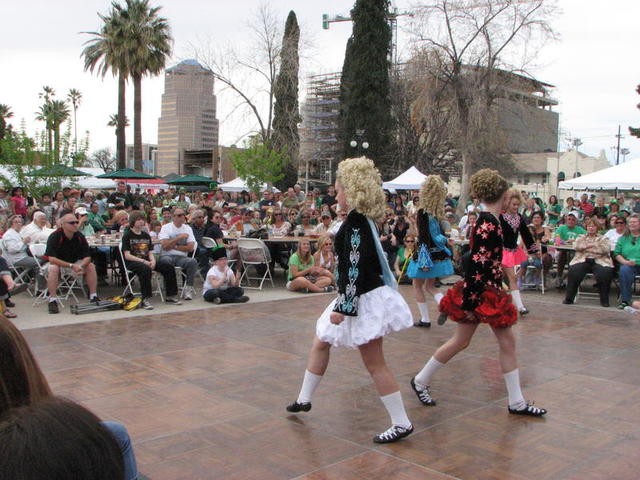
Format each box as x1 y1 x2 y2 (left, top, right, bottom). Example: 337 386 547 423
500 189 538 315
409 169 547 417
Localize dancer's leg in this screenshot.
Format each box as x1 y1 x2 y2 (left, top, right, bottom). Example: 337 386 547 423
413 278 431 326
287 336 331 411
505 266 526 312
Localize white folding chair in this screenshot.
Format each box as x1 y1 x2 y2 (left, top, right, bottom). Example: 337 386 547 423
237 238 274 290
517 264 545 295
1 239 35 295
174 241 198 299
118 242 164 302
201 236 236 272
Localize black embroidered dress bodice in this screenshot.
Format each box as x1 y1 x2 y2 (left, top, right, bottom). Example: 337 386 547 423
499 212 536 252
333 210 383 316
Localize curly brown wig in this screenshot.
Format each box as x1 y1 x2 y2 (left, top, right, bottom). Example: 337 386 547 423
470 169 509 203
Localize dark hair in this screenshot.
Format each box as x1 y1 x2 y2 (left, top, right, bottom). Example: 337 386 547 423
11 187 23 196
548 195 558 205
0 397 125 480
129 211 146 226
531 210 545 221
161 207 172 214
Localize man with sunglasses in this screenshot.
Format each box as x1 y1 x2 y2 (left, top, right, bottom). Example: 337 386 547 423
44 213 99 314
158 208 198 300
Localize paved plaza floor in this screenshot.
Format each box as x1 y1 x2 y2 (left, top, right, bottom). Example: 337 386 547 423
19 286 640 480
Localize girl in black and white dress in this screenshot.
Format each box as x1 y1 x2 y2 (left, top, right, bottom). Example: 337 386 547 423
286 157 415 444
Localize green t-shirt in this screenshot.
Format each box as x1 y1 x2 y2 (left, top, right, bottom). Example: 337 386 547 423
614 235 640 264
288 252 314 281
555 224 586 242
547 204 562 225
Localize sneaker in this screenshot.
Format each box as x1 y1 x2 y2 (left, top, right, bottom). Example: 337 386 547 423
373 424 414 444
90 296 101 304
323 285 335 293
618 301 629 310
410 377 436 406
182 287 193 300
236 296 249 303
508 402 547 417
286 401 311 413
48 301 59 314
624 306 640 314
212 296 222 304
437 312 448 325
141 299 154 310
165 296 183 305
413 320 431 328
4 298 15 308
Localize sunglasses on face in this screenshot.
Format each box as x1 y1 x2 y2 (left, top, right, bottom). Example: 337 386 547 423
66 221 79 225
616 221 625 225
174 213 185 217
405 240 415 243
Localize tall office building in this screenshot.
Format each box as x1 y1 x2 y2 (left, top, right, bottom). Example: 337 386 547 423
157 59 220 176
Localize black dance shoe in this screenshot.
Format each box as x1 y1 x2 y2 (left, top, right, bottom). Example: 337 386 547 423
437 313 448 325
373 424 414 444
519 307 529 315
413 320 431 328
508 402 547 417
410 377 436 406
286 401 311 413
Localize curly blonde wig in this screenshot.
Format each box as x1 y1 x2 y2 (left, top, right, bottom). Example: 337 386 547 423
470 168 509 203
336 157 385 221
505 188 523 206
418 175 446 220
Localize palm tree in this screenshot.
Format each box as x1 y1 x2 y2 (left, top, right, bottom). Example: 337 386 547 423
49 100 70 163
67 89 82 155
82 7 129 169
115 0 172 170
36 86 56 155
108 113 129 132
0 104 13 142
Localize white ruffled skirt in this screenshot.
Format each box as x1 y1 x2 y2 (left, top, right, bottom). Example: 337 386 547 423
316 286 413 348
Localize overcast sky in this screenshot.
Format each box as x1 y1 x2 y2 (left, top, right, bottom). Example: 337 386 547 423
1 0 639 165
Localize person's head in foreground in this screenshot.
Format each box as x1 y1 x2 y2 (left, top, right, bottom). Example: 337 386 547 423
0 397 125 480
335 157 385 221
469 168 509 208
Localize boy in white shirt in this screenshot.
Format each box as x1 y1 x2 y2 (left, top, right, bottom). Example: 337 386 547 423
202 247 249 304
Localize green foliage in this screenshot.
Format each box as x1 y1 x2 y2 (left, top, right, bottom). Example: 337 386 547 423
230 139 286 194
339 0 392 172
272 10 301 190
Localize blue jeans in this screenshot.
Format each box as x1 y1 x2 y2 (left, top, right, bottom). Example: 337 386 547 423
618 264 640 303
103 421 138 480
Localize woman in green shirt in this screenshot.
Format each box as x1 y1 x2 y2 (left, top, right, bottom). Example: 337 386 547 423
287 239 334 293
546 195 561 226
614 214 640 309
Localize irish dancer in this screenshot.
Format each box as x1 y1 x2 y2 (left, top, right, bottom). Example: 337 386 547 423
286 157 415 444
500 189 538 314
409 169 547 416
408 176 454 328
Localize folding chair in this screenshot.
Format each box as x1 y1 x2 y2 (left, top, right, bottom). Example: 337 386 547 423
174 241 198 299
237 238 274 290
28 243 81 307
201 236 236 271
575 272 600 304
118 242 164 302
518 264 545 295
0 239 35 295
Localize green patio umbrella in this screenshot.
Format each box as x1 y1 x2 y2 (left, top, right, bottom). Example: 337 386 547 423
26 164 87 177
96 168 157 179
167 174 215 186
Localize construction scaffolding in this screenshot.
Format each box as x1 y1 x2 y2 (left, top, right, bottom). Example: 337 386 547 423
300 72 342 187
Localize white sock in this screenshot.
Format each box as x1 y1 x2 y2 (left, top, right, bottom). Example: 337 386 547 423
414 356 444 388
380 391 412 428
434 292 444 305
503 368 526 409
296 370 323 404
90 293 98 300
417 302 430 323
48 296 57 302
510 290 524 310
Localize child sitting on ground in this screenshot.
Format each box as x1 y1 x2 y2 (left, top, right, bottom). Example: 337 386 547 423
202 247 249 304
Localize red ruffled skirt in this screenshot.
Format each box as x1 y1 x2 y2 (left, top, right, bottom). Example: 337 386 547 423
501 247 528 268
439 281 517 328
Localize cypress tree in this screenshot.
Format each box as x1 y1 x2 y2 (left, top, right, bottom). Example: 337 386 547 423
338 0 392 172
272 10 301 191
630 84 640 138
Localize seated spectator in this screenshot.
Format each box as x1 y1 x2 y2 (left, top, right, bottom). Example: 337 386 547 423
0 257 29 318
76 207 109 286
554 212 586 288
158 207 198 300
149 220 162 256
314 213 333 234
595 213 609 233
578 193 594 217
21 210 53 244
160 206 172 225
561 197 582 220
44 213 99 314
461 211 478 239
2 215 39 281
287 239 334 293
563 218 614 307
313 235 336 280
593 195 609 218
202 247 248 304
189 209 210 277
205 209 225 246
88 201 108 232
282 187 301 210
393 233 415 284
294 211 315 236
122 211 183 308
0 398 126 480
614 214 640 309
518 211 553 286
605 216 626 248
75 207 95 237
0 316 137 480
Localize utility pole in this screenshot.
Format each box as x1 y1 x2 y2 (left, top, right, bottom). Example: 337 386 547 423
615 124 622 165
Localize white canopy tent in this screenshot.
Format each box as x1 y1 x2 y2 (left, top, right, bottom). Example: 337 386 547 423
219 177 280 193
382 166 427 191
558 158 640 191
